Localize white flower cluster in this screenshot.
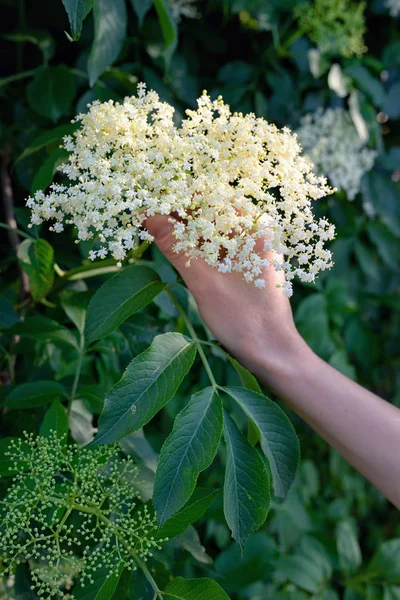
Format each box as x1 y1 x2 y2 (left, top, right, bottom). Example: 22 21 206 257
386 0 400 16
168 0 199 22
27 84 335 297
297 108 376 200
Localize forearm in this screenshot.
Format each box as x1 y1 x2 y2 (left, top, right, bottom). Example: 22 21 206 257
253 340 400 509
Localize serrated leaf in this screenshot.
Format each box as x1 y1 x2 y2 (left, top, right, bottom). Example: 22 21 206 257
130 0 152 26
3 381 67 409
87 0 127 86
223 412 270 550
39 400 69 440
18 238 54 301
85 265 164 344
223 387 300 499
158 488 220 539
73 565 123 600
164 577 230 600
154 387 223 525
61 0 93 40
93 332 196 444
153 0 177 66
27 65 77 122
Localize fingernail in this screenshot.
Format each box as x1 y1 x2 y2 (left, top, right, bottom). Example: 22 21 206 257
146 216 174 239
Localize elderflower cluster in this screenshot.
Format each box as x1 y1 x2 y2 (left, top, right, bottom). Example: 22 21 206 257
295 0 367 57
27 84 335 297
0 433 164 599
386 0 400 16
297 108 376 201
168 0 199 22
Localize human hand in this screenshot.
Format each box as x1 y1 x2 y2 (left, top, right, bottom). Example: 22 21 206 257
146 216 308 384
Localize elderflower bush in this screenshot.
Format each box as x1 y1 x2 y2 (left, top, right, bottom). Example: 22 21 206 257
295 0 367 57
297 108 377 201
0 433 163 599
27 85 335 297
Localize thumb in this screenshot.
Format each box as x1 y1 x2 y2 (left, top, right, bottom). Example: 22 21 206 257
145 215 214 288
145 215 186 269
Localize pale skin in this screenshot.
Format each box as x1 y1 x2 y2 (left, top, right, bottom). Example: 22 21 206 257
146 215 400 510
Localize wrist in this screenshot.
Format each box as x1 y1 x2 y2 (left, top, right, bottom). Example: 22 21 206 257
249 327 315 394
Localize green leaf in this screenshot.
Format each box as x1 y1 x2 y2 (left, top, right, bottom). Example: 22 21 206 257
154 387 223 525
336 521 362 576
93 332 196 444
39 400 69 440
16 122 78 163
0 437 30 476
383 82 400 120
158 488 220 539
130 0 152 26
61 289 93 334
345 64 385 107
223 387 300 499
3 381 67 409
0 296 19 329
275 555 327 594
73 565 123 600
153 0 178 66
27 65 77 122
366 221 400 270
227 355 262 393
18 238 54 301
87 0 127 86
367 539 400 584
61 0 93 40
69 399 96 446
163 577 230 600
295 294 336 359
223 411 270 549
85 265 164 344
8 316 79 350
31 148 69 194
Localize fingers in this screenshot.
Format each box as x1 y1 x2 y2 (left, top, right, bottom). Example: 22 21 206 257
145 215 213 288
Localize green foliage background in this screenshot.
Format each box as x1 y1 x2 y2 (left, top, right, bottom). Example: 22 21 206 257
0 0 399 598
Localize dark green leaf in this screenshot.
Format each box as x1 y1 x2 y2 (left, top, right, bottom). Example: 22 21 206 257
61 0 93 40
94 332 196 444
31 148 69 194
336 521 362 575
153 0 178 66
158 488 220 539
27 65 77 122
223 387 300 499
383 82 400 120
3 381 67 409
87 0 127 86
345 64 385 107
154 387 223 525
164 577 230 600
275 555 327 594
16 122 78 163
367 221 399 269
61 289 93 334
39 400 69 440
130 0 152 26
85 265 164 344
8 316 79 350
367 539 400 584
0 296 19 329
223 412 270 549
18 238 54 301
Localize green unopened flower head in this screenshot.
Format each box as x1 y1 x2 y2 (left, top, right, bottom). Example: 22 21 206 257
0 433 164 599
296 0 367 57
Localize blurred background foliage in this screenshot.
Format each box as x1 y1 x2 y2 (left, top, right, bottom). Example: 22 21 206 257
0 0 399 598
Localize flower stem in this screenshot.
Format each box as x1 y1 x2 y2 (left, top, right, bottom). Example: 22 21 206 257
165 287 218 388
68 333 85 414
